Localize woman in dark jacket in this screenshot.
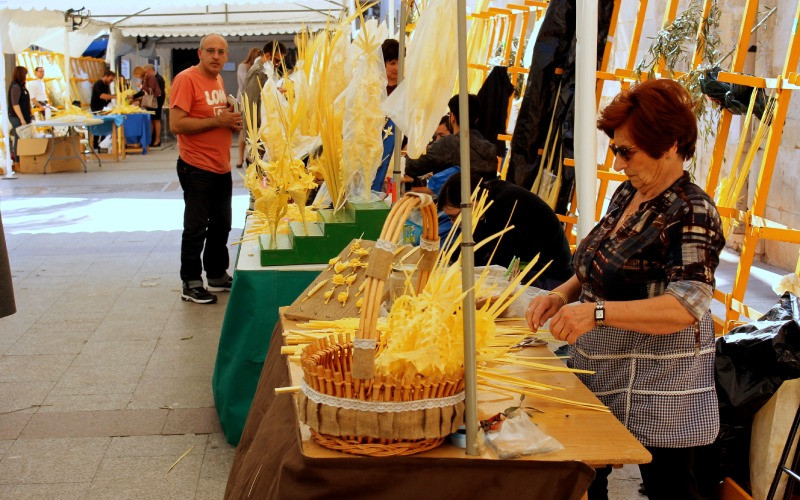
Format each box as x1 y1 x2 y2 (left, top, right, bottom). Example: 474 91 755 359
7 66 33 163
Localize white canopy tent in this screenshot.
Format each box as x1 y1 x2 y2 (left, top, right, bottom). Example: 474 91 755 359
0 0 345 173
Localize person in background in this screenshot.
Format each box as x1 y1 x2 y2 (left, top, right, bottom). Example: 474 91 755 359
438 173 573 290
170 34 242 304
132 64 164 147
7 66 33 165
28 66 49 108
90 70 116 149
382 39 399 96
148 64 166 147
236 47 262 169
405 94 497 182
526 79 725 500
433 114 453 142
242 40 287 166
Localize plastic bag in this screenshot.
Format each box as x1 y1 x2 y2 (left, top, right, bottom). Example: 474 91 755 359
709 292 800 487
341 19 388 203
381 0 459 159
98 135 112 149
716 292 800 415
474 265 545 318
485 409 563 459
699 66 768 118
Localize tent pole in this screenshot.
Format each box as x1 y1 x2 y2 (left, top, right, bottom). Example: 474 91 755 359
64 18 72 104
575 0 598 241
456 0 479 457
0 33 14 178
388 0 396 38
390 0 406 202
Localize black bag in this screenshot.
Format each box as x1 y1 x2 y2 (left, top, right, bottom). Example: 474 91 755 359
708 292 800 488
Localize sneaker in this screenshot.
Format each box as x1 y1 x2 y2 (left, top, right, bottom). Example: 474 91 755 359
181 286 217 304
207 275 233 292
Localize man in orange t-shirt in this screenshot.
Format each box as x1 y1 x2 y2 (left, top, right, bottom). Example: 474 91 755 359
170 33 243 304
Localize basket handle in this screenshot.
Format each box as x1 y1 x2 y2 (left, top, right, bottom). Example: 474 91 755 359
352 194 439 379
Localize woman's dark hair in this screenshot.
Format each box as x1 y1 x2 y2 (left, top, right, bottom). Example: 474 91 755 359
597 78 698 161
263 40 287 56
438 114 453 133
447 94 480 128
381 39 399 63
11 66 27 85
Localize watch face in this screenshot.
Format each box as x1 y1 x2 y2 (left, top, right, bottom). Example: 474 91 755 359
595 310 603 320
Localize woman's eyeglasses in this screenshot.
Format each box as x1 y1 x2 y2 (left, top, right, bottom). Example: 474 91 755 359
609 144 638 162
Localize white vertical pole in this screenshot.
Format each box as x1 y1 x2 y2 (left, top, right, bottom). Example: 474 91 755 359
575 0 598 241
64 18 72 104
348 0 358 34
0 34 14 177
390 0 406 201
388 0 396 38
456 0 479 457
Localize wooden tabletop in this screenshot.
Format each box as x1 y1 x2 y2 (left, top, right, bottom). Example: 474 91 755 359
281 313 651 467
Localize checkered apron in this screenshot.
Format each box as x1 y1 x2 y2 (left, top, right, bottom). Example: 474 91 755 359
570 311 719 448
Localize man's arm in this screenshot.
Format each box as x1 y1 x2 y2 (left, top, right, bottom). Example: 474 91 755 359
405 137 453 177
99 93 114 101
170 106 242 135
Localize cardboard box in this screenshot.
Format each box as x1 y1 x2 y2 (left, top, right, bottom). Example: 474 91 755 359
16 136 83 174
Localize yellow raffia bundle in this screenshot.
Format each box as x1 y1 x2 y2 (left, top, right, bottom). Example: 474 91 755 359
53 103 93 120
341 18 388 203
108 88 147 115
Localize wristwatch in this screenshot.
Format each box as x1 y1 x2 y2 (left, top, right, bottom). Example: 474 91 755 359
594 300 606 326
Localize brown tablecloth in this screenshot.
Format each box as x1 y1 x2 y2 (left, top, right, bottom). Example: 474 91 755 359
225 322 595 499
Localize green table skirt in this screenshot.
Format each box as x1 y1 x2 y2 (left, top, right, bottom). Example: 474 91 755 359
212 268 318 445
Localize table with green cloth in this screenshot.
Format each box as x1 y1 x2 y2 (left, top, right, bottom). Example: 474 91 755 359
212 217 324 445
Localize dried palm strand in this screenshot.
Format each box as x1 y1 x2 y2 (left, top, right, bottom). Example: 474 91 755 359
716 90 777 237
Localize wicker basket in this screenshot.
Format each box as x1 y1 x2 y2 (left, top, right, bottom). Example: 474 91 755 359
298 193 466 456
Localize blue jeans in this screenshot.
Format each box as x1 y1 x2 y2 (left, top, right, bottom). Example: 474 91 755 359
176 158 232 287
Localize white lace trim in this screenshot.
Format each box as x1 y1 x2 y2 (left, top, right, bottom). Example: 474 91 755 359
353 338 377 350
420 237 439 252
375 239 397 253
406 192 434 206
301 380 465 412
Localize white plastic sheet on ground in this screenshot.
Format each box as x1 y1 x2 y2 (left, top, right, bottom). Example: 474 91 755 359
381 0 459 159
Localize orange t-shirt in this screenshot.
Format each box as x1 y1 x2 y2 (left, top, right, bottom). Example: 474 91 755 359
170 66 232 174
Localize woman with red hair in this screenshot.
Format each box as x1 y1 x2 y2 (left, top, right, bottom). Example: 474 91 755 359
526 79 725 499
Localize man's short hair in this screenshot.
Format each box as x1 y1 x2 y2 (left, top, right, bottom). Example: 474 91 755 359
263 40 287 55
143 64 155 72
448 94 480 127
35 66 43 72
103 70 116 78
199 33 227 51
381 39 399 63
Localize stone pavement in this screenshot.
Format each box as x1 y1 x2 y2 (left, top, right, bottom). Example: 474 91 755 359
0 142 790 499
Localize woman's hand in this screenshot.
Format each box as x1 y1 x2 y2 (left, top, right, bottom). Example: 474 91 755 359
525 294 564 332
549 302 597 344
